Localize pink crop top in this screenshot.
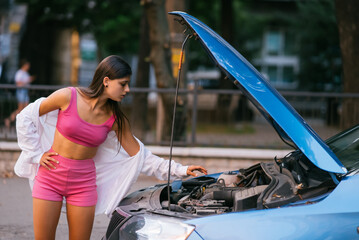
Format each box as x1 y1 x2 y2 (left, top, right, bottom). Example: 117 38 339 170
56 87 115 148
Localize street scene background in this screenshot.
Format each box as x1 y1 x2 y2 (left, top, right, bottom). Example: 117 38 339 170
0 0 358 239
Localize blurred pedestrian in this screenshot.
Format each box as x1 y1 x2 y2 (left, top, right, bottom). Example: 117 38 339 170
14 55 207 240
4 59 34 128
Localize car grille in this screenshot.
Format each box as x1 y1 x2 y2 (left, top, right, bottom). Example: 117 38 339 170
106 210 127 239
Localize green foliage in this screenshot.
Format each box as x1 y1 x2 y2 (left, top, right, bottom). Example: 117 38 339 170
293 0 341 91
86 1 141 55
185 0 341 92
17 0 341 90
16 0 141 55
186 0 221 70
185 0 271 70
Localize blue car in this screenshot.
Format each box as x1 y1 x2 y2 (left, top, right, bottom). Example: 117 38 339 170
104 12 359 240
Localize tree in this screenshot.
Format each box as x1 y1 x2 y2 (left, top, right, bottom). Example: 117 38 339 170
84 1 141 57
187 0 262 123
294 0 341 91
17 0 141 84
131 9 150 140
166 0 188 142
334 0 359 129
143 0 176 143
215 0 236 123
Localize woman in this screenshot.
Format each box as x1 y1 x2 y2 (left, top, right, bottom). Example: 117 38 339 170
15 55 207 240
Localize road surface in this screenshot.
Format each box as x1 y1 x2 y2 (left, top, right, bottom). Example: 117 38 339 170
0 175 166 240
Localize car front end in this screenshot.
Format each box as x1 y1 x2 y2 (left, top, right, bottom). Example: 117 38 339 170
103 12 359 240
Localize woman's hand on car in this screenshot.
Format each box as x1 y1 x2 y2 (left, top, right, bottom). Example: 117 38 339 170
187 165 208 177
40 151 59 170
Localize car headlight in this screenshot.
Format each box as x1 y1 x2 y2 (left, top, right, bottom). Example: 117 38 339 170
119 214 195 240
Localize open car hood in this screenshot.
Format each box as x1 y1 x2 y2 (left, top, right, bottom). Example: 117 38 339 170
169 11 347 174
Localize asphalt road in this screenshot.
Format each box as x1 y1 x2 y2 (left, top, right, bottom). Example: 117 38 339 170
0 175 166 240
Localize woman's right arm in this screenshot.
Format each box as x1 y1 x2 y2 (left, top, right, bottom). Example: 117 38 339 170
39 88 71 116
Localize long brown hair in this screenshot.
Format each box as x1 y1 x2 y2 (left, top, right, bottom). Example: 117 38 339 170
79 55 132 145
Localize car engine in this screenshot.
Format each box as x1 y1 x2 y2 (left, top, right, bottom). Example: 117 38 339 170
165 161 299 215
118 152 336 217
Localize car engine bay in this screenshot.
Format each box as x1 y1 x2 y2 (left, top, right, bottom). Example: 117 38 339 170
118 151 337 217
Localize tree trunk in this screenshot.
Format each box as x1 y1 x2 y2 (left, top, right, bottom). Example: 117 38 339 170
335 0 359 129
166 0 188 142
143 0 176 143
132 11 150 140
144 0 173 88
216 0 235 122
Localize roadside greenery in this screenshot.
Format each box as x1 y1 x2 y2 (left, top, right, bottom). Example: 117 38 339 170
18 0 341 91
18 0 141 56
294 0 341 91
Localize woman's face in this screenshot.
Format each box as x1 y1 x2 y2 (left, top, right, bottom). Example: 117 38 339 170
104 76 131 102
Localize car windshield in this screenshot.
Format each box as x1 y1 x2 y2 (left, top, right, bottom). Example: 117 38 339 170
326 125 359 173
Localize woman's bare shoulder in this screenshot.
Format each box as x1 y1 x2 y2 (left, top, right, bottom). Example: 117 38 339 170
54 87 72 97
47 87 72 103
39 87 72 116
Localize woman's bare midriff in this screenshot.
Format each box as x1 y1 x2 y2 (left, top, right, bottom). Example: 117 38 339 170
51 129 98 160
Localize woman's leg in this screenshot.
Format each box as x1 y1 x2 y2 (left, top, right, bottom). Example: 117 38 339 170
66 203 96 240
33 198 63 240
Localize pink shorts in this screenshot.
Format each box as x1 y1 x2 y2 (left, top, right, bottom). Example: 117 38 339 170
32 149 97 207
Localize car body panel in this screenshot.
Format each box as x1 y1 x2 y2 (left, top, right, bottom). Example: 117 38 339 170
184 174 359 239
169 11 346 175
186 230 204 240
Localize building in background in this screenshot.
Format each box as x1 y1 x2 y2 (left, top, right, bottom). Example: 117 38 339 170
249 0 299 90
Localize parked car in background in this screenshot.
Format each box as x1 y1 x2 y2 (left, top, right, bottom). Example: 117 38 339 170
103 12 359 240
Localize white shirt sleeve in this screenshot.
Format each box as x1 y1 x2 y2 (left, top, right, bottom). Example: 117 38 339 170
14 99 47 179
15 99 46 165
140 146 188 180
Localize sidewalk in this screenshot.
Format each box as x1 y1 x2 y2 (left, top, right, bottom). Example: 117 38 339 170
0 140 291 177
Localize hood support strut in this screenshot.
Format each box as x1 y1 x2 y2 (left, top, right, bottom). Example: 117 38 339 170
167 33 191 210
